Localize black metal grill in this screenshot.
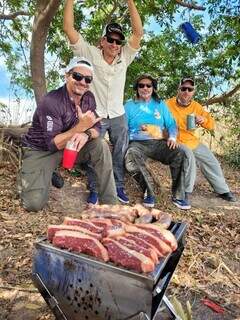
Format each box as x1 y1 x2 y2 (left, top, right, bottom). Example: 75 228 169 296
32 222 187 320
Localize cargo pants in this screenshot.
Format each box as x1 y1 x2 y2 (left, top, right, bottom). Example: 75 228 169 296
17 138 118 212
125 139 186 200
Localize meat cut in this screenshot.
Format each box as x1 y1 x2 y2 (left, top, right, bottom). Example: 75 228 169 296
102 238 155 273
53 230 109 262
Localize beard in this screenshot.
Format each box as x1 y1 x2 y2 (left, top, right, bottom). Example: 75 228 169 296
177 96 191 107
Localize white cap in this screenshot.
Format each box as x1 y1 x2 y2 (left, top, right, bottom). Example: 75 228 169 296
65 56 93 73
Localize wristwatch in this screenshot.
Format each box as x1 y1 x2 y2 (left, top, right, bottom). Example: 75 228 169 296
84 129 92 141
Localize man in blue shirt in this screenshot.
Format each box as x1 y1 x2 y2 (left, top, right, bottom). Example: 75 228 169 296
125 74 190 209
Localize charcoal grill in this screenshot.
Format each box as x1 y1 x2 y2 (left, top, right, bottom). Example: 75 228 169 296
32 222 187 320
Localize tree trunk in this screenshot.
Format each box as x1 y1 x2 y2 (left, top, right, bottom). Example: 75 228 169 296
30 0 61 105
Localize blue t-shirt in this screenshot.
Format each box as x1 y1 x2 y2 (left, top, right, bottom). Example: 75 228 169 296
124 98 177 141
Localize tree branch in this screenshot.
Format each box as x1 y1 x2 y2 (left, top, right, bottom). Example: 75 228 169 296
204 83 240 105
175 0 205 11
0 11 31 20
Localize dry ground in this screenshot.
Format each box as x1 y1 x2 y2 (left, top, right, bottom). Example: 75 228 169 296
0 157 239 320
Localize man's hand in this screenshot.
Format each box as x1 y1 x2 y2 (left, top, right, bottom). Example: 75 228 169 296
70 132 88 152
167 138 178 149
75 105 101 132
195 115 205 126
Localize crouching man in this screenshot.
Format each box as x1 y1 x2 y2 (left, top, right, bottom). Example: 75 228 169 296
17 57 118 212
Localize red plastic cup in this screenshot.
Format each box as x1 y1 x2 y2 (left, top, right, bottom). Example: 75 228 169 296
62 141 78 169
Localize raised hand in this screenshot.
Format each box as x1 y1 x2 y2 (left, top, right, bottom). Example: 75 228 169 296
75 105 101 132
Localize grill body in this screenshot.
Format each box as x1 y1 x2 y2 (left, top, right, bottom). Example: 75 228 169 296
32 222 187 320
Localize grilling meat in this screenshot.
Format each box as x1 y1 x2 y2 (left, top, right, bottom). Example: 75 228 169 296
102 238 155 273
47 224 102 241
151 209 172 229
123 234 162 258
135 224 177 251
63 217 104 234
116 236 159 263
80 204 137 223
53 230 109 262
125 225 172 256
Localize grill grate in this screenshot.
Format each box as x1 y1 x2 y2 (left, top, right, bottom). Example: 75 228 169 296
32 222 187 320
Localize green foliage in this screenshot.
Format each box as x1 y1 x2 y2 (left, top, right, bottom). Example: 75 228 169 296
0 0 239 160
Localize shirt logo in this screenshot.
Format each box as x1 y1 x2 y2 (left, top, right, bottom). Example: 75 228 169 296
154 109 161 119
46 115 53 131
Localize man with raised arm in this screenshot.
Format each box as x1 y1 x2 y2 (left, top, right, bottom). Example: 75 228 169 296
63 0 143 205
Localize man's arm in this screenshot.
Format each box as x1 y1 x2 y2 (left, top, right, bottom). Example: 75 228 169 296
54 109 101 150
127 0 143 49
63 0 80 44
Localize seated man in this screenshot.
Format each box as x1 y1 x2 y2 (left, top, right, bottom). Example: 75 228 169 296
17 57 118 212
124 74 190 209
166 77 236 202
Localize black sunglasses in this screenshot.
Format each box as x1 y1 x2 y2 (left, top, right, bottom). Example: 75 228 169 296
180 86 194 92
71 72 93 84
138 83 153 89
106 36 123 45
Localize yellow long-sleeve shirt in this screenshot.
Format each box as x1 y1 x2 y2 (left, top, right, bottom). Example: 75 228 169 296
166 97 215 149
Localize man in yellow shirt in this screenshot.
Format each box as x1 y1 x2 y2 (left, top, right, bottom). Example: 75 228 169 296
166 77 236 202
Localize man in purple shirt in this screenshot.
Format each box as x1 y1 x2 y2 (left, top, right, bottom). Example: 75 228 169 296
18 57 118 212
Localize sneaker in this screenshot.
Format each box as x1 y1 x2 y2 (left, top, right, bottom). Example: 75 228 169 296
172 198 191 210
117 187 129 204
51 171 64 189
87 191 99 205
218 192 236 202
142 189 155 208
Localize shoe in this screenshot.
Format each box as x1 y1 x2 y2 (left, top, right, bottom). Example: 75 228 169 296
142 189 155 208
143 195 155 208
172 198 191 210
218 192 236 202
51 171 64 189
87 191 99 205
117 187 129 204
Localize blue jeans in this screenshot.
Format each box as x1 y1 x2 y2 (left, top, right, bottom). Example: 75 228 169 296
84 114 129 191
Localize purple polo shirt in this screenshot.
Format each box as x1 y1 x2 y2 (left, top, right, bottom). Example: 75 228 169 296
22 85 100 151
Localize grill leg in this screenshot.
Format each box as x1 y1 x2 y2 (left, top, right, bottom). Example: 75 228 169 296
162 295 182 320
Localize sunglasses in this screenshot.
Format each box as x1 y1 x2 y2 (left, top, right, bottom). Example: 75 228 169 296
180 86 194 92
138 83 153 89
106 36 123 46
71 72 93 84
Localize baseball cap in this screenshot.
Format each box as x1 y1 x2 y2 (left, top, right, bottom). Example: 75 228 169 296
180 77 195 86
65 56 93 73
102 22 125 40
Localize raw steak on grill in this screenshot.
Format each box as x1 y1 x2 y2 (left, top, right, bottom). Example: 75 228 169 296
53 230 109 262
102 238 155 273
63 217 103 234
125 225 172 256
116 236 158 263
47 224 102 242
135 224 177 251
124 234 162 258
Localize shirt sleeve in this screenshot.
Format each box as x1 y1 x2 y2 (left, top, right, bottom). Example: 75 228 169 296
122 41 139 66
196 102 215 130
161 101 177 139
37 96 64 151
69 33 99 61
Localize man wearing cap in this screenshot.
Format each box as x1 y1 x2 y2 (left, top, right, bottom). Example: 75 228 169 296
17 57 118 212
166 77 236 202
124 74 190 209
63 0 143 205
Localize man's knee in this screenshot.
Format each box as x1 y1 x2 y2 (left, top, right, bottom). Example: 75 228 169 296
125 148 141 173
21 190 48 212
